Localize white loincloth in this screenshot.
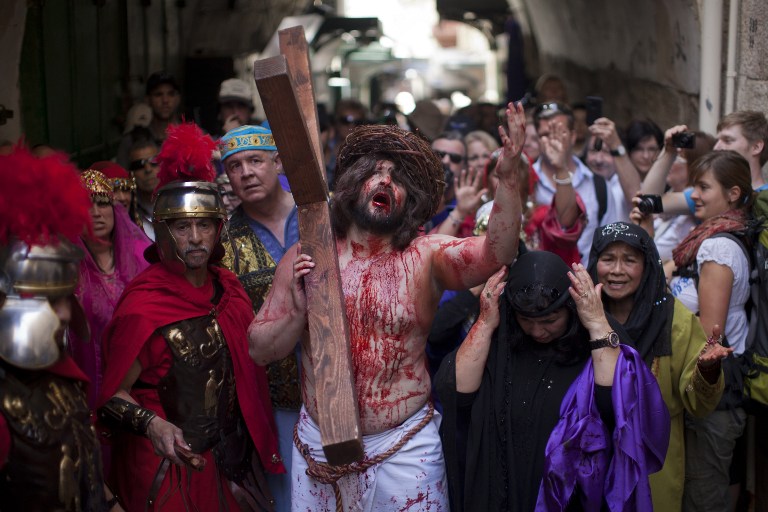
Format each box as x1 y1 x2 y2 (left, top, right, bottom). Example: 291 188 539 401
291 403 449 512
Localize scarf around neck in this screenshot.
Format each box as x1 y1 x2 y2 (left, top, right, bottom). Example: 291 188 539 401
672 209 748 269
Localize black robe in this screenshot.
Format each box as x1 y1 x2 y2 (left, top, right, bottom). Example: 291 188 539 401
436 336 614 512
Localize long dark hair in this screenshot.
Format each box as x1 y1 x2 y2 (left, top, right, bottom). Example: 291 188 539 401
331 153 435 250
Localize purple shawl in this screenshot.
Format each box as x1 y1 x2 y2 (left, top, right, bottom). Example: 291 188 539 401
536 345 670 511
69 203 151 408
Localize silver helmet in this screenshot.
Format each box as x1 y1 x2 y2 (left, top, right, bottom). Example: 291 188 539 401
150 181 227 274
0 238 85 369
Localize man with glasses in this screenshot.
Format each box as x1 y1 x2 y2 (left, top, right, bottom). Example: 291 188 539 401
218 124 299 512
532 101 618 262
126 129 160 240
427 131 473 234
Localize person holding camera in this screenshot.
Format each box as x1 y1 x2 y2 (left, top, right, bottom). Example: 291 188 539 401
633 128 716 278
638 150 754 512
640 111 768 216
587 221 728 512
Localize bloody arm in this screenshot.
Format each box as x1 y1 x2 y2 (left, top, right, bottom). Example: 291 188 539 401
248 244 309 366
432 102 524 290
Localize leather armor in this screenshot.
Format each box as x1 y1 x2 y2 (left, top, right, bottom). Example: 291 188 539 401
0 361 106 512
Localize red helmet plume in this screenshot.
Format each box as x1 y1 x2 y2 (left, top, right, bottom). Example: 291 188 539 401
0 143 92 246
154 122 217 191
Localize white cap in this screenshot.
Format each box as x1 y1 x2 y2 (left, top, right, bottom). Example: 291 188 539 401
123 102 152 134
218 78 253 107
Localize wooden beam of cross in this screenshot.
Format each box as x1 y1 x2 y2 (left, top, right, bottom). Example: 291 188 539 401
253 32 364 466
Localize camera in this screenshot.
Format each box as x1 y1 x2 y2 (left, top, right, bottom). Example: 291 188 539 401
637 194 664 215
671 131 696 149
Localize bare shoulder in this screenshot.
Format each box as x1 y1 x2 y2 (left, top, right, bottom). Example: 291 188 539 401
414 233 480 250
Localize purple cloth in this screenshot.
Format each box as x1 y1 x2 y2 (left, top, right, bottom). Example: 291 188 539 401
536 345 670 511
69 203 151 408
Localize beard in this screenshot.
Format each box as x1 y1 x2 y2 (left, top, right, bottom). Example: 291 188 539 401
352 188 405 235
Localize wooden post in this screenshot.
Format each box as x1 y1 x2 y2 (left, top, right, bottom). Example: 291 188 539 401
253 44 364 466
278 26 325 187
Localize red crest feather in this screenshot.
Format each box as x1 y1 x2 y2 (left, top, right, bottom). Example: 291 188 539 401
0 142 92 246
154 122 217 191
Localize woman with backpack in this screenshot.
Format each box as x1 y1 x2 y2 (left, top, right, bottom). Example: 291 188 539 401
587 221 730 511
647 150 753 511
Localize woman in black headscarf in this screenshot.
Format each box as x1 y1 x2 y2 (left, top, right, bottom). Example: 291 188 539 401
587 221 729 512
436 250 670 512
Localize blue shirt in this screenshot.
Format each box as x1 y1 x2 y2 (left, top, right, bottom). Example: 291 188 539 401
245 206 299 263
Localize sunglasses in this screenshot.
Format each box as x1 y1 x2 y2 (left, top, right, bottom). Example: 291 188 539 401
533 102 572 121
434 150 464 165
128 158 158 171
337 115 366 126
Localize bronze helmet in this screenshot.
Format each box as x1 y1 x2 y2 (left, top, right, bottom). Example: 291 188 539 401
151 181 227 275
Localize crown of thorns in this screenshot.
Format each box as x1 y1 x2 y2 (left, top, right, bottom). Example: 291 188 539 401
337 125 446 219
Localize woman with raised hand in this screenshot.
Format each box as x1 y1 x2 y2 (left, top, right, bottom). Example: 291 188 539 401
436 250 670 512
587 221 729 511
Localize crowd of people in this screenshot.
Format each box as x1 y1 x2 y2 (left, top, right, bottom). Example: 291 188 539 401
0 68 767 512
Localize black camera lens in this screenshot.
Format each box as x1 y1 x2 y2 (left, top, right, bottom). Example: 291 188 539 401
637 194 663 215
671 132 695 149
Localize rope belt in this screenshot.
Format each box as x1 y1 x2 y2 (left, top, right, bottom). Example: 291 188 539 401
293 402 435 512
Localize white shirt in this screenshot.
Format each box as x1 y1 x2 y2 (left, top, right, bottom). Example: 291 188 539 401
534 156 619 263
670 236 750 354
607 173 632 223
653 214 696 262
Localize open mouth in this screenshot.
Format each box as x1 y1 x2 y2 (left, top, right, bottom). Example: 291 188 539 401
371 191 392 210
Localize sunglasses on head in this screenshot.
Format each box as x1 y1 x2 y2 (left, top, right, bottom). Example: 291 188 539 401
128 158 157 171
533 102 572 121
434 150 464 165
337 115 366 126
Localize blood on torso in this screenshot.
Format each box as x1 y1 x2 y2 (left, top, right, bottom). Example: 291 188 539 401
301 239 437 434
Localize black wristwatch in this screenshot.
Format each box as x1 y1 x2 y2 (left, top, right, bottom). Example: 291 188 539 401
610 145 627 157
589 330 620 350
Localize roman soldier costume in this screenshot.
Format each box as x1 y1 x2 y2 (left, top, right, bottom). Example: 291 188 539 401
0 145 108 511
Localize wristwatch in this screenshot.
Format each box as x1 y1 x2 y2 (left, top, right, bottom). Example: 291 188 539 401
610 145 627 157
589 330 620 350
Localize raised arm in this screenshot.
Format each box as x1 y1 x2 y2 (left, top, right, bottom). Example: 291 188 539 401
640 125 691 214
247 244 310 365
431 167 487 235
455 266 507 393
590 117 642 205
568 263 619 386
432 102 523 290
540 117 579 228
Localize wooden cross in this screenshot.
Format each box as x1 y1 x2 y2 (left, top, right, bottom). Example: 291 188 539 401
253 26 364 466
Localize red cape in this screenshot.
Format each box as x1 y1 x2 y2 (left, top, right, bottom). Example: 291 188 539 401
98 263 284 475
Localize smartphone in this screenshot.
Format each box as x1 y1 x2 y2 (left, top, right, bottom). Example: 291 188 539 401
585 96 603 126
586 96 604 150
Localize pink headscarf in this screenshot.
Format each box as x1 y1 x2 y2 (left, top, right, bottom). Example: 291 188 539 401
68 203 151 408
